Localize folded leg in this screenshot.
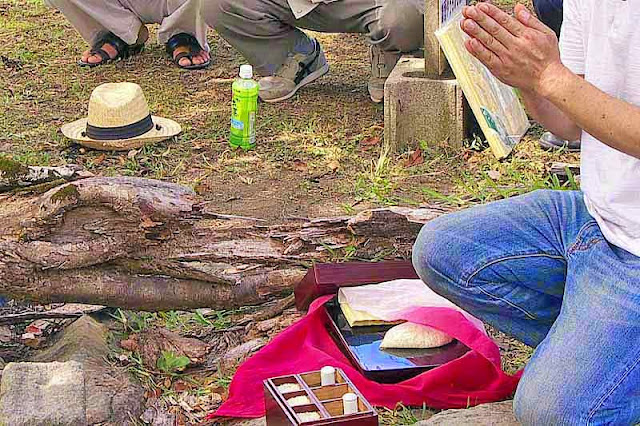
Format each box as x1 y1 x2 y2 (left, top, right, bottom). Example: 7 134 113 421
412 190 589 347
514 231 640 425
45 0 142 45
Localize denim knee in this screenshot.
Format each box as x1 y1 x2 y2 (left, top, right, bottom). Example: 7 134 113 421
513 370 576 425
412 218 461 299
370 2 424 52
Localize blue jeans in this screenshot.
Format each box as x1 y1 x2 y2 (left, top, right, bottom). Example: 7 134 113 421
533 0 563 37
412 190 640 425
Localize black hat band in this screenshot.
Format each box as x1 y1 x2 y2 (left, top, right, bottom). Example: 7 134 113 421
85 114 154 140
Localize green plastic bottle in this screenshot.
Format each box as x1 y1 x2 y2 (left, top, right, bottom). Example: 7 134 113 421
230 64 259 150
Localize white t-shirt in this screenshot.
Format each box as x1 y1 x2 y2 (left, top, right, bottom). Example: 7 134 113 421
560 0 640 256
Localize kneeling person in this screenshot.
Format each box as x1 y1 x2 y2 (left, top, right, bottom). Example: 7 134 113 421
45 0 210 69
202 0 424 103
413 1 640 424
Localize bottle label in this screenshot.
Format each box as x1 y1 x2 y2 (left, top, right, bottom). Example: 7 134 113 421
231 117 244 130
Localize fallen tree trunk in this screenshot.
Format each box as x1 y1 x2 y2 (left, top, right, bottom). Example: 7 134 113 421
0 176 448 310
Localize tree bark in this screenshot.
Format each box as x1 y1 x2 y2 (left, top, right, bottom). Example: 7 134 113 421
0 176 448 310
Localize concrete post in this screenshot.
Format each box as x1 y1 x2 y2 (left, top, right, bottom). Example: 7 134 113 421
424 0 449 77
383 0 471 153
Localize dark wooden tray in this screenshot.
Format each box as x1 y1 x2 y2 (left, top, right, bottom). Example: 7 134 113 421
264 368 378 426
324 298 470 384
294 261 419 311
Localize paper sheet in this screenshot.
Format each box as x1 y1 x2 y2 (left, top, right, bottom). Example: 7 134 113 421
337 279 485 332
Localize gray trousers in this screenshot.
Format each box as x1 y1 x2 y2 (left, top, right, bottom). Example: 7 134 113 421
45 0 209 51
202 0 424 75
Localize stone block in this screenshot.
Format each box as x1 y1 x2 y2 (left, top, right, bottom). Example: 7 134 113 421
416 401 519 425
32 315 145 425
0 361 86 426
384 57 470 153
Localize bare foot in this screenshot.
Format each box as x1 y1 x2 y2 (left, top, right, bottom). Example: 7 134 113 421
174 48 210 68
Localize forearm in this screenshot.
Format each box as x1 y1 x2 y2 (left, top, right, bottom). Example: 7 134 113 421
541 64 640 159
521 88 582 141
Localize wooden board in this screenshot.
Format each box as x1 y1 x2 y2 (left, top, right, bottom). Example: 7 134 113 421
436 11 530 159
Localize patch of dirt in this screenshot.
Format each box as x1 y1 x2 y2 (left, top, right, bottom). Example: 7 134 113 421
0 0 572 224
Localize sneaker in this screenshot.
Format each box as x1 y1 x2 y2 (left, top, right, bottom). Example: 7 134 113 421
539 132 581 152
368 45 402 103
258 38 329 103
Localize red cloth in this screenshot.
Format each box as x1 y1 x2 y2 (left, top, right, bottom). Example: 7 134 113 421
212 296 520 419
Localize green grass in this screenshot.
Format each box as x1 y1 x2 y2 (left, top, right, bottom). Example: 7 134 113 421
379 403 435 425
0 0 568 224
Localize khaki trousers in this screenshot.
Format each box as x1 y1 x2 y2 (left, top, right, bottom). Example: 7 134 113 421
202 0 424 75
45 0 209 51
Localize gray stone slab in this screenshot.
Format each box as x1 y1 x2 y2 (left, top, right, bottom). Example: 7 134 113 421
384 57 469 153
32 315 145 425
229 418 267 426
416 401 519 426
0 361 86 426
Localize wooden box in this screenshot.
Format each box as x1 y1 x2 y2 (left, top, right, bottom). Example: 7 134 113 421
264 368 378 426
294 261 419 311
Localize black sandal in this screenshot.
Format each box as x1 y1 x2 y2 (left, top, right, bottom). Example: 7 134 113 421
78 32 145 68
166 33 211 70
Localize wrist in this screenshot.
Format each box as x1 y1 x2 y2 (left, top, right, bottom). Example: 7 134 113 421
536 62 570 99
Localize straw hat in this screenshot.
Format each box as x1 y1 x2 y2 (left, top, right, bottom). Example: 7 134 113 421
61 82 181 151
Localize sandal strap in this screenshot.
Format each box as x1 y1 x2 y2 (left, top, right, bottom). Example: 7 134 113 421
91 32 130 59
174 51 193 64
166 32 202 57
88 47 113 63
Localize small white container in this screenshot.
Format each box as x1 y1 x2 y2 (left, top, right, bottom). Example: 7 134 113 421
320 366 336 386
342 392 358 415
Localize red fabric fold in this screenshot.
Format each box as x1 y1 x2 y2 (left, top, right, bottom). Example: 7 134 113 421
212 296 520 419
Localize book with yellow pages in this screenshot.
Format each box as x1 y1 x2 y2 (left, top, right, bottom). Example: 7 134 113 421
435 9 530 159
339 300 403 328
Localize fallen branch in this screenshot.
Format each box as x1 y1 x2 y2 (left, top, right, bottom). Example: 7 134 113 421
550 162 580 179
0 304 105 325
0 157 92 192
0 175 447 310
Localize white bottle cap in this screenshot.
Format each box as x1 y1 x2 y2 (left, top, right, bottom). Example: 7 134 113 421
320 366 336 386
342 393 358 415
239 64 253 79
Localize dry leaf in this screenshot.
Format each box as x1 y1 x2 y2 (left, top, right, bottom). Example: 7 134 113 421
140 215 161 229
293 160 308 172
174 381 189 392
93 154 106 166
327 160 340 172
359 136 380 149
127 149 139 159
404 148 424 168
